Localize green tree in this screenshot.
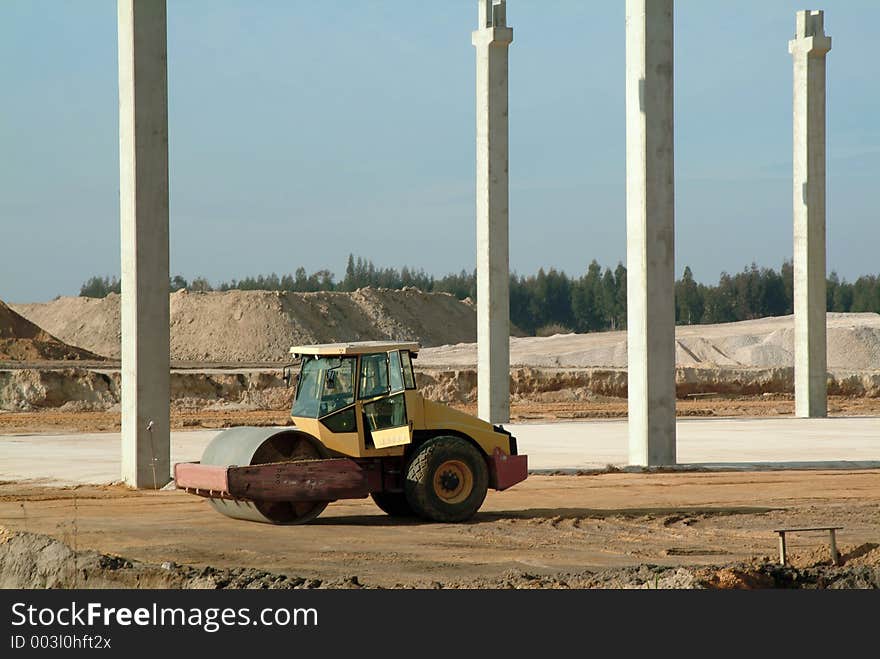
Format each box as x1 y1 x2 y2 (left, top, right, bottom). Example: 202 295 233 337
675 266 702 324
170 275 188 292
80 276 120 298
614 263 627 329
852 275 880 312
571 261 603 332
189 277 213 292
343 254 356 291
780 260 794 314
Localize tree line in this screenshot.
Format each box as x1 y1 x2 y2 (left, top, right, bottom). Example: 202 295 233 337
79 256 880 336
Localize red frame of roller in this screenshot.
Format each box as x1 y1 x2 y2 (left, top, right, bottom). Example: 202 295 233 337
174 450 527 503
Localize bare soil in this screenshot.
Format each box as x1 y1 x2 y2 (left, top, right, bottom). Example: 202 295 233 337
1 472 877 589
11 288 480 362
0 300 100 362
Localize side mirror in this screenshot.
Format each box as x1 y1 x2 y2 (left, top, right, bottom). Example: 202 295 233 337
282 365 297 388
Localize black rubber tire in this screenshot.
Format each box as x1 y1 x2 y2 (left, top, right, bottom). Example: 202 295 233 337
404 436 489 523
370 492 415 517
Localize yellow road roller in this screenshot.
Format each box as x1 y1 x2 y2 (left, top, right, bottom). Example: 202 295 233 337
174 341 527 524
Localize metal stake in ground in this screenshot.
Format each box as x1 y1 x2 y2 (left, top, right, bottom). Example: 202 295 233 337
146 420 159 491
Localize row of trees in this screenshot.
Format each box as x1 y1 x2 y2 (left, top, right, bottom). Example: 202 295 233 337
79 256 880 336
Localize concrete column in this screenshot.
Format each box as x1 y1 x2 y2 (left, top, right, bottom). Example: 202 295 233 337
789 11 831 419
473 0 512 424
625 0 676 466
118 0 171 488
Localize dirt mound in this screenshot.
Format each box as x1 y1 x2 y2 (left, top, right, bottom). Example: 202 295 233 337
13 288 477 362
420 313 880 371
0 300 100 361
168 288 477 363
784 542 880 569
11 295 121 361
0 527 363 589
445 558 880 590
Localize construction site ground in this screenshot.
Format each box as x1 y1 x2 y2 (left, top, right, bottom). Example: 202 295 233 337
1 471 878 589
0 411 878 588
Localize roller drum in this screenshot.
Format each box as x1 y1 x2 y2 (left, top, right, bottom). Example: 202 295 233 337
201 426 329 524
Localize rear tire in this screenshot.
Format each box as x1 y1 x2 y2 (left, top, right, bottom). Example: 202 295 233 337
405 436 488 523
370 492 415 517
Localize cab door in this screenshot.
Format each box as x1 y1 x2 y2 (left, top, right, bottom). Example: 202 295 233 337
359 351 411 449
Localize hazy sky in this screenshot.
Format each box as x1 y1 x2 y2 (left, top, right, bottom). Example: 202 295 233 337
1 0 878 302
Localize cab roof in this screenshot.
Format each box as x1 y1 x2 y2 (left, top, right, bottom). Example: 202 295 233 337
289 341 420 357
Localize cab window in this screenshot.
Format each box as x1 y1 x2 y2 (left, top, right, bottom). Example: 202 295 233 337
292 356 356 418
359 353 389 399
400 350 416 389
389 351 404 393
363 393 406 431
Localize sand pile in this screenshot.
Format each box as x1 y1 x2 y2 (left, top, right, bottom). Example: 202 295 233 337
12 295 122 360
0 300 100 361
0 527 364 589
420 313 880 371
13 288 477 363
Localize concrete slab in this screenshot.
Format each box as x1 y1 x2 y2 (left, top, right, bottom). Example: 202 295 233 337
516 417 880 471
0 431 214 487
0 417 877 486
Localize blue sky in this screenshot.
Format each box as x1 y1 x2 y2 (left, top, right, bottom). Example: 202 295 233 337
1 0 877 302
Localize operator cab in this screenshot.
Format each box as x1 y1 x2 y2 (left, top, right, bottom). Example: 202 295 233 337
288 342 421 454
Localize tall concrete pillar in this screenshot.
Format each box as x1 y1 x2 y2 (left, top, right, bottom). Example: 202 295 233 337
473 0 512 424
789 11 831 419
625 0 676 466
118 0 171 488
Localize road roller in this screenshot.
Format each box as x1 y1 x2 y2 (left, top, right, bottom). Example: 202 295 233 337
174 341 528 524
